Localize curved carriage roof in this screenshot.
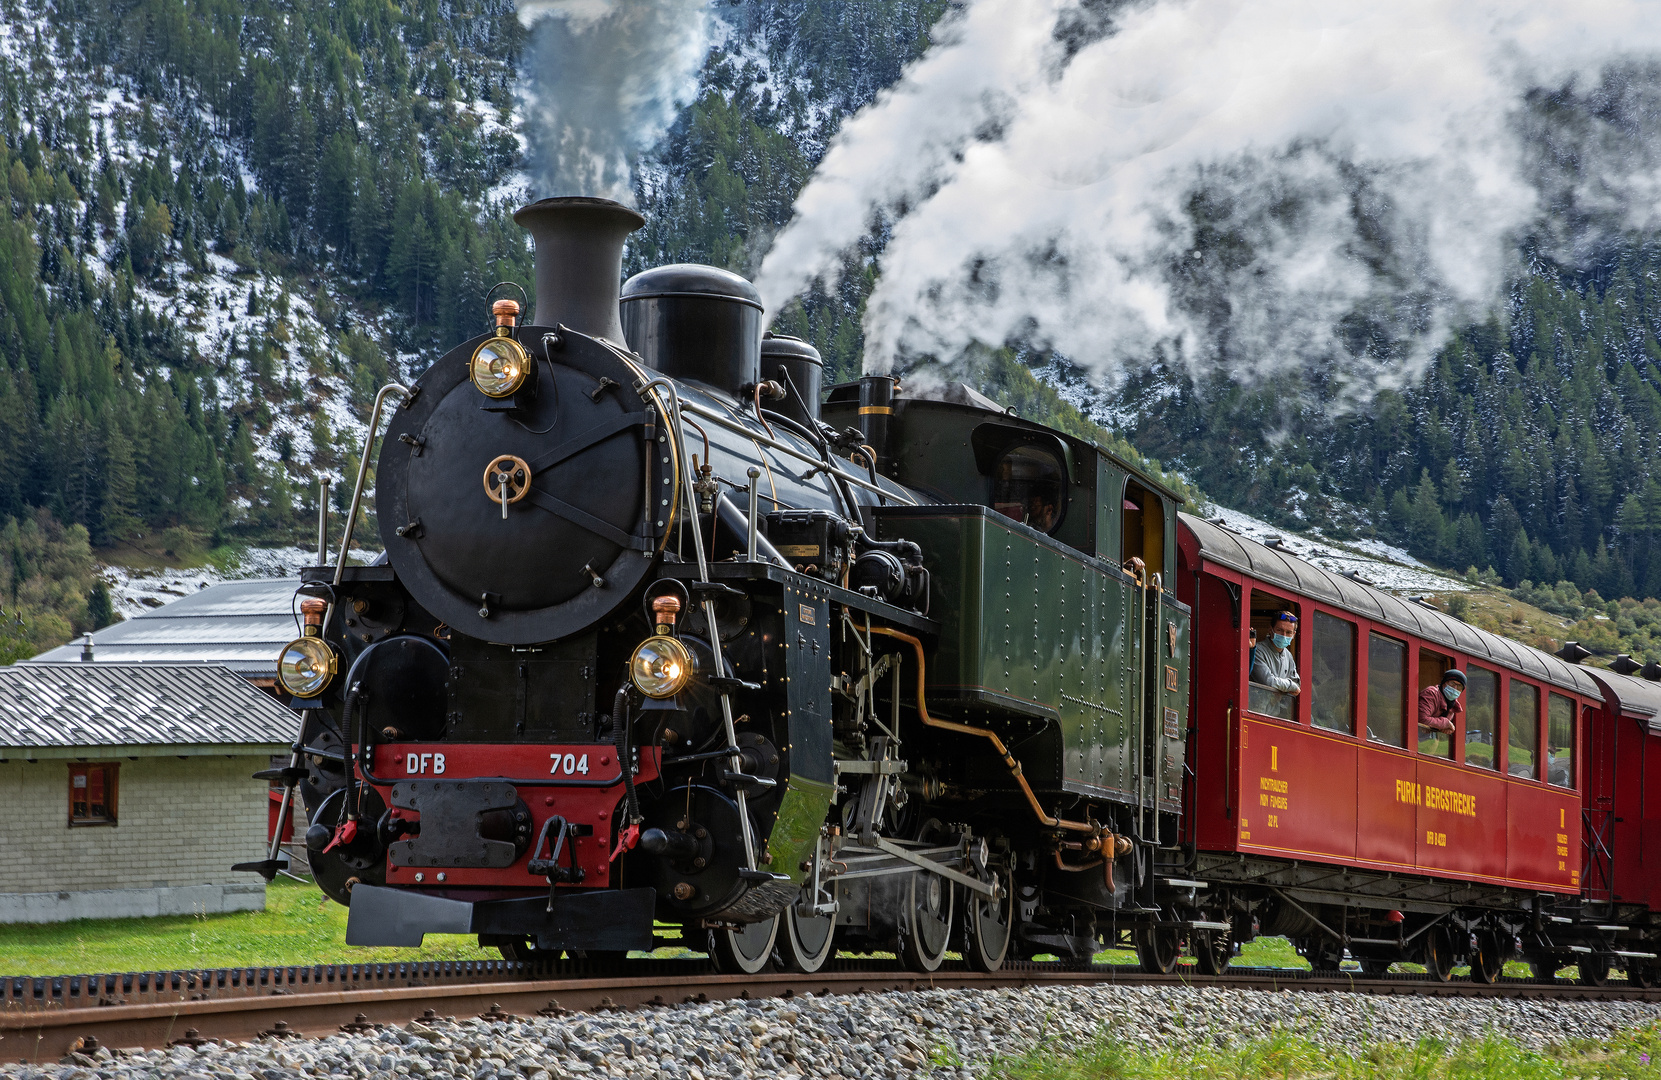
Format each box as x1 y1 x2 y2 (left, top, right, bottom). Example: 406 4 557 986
1179 512 1603 699
1583 668 1661 727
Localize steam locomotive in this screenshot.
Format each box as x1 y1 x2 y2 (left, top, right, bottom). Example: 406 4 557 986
250 196 1661 982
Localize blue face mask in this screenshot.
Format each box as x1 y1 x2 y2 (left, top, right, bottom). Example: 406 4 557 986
1442 684 1462 702
1272 633 1293 650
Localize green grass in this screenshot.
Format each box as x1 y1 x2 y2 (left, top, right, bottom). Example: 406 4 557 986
0 878 497 975
972 1028 1661 1079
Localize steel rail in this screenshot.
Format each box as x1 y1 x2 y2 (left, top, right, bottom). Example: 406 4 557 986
7 961 1659 1061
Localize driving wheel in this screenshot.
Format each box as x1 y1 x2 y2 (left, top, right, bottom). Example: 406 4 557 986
1579 954 1612 987
961 863 1014 973
898 869 955 973
777 901 836 973
709 917 778 975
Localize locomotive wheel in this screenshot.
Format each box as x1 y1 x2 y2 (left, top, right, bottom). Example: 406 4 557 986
1133 925 1181 975
1527 960 1561 983
1578 954 1612 987
897 870 955 973
1629 964 1659 989
1192 926 1232 976
777 903 836 973
709 917 779 975
1421 926 1455 983
1469 931 1505 984
961 864 1014 973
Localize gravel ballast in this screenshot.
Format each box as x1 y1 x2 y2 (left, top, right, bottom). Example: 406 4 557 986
11 984 1661 1079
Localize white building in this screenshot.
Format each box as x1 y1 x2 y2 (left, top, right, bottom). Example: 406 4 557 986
0 663 297 923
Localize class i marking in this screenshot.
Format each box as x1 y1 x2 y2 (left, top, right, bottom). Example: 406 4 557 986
405 752 446 775
1271 745 1278 772
550 752 590 776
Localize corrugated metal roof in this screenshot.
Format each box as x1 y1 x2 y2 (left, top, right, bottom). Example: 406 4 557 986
1180 512 1604 699
0 663 296 751
28 578 300 678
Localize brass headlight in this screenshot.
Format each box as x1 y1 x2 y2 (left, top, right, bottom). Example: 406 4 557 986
470 336 530 398
277 636 337 698
630 636 695 699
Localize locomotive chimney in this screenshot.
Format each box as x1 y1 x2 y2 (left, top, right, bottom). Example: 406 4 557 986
511 197 645 344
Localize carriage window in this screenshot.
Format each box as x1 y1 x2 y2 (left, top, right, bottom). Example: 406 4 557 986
1547 693 1575 789
1464 666 1499 770
1311 612 1354 734
1366 633 1406 747
992 445 1065 534
1417 648 1455 760
68 763 117 826
1246 594 1301 722
1508 680 1539 780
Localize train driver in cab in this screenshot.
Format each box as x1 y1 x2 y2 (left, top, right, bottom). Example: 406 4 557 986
1419 668 1465 735
1251 612 1301 697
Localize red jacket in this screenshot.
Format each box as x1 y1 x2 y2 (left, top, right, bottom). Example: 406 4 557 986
1418 684 1460 733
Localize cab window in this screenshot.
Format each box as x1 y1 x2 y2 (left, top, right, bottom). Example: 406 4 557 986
1121 481 1165 577
1417 648 1455 760
1508 679 1539 779
1547 693 1575 789
1464 666 1500 770
1246 593 1301 722
1366 633 1406 747
1310 611 1354 735
992 445 1065 534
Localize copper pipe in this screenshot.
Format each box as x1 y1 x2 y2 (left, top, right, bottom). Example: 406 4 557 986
870 626 1102 837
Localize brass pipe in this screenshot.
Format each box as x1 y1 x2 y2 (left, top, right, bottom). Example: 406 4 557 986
870 625 1122 846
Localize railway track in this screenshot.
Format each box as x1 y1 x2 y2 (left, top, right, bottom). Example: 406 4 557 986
4 960 1658 1062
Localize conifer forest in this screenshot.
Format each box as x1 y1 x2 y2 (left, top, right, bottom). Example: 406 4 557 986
3 0 1661 661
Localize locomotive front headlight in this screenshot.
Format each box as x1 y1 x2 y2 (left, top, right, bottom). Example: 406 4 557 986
630 636 695 699
277 635 338 698
469 337 530 399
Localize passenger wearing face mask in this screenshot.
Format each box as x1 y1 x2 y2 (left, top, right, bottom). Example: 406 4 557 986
1419 668 1465 736
1250 613 1301 696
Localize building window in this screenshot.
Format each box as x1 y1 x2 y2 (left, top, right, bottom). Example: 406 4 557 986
1464 666 1500 770
69 763 118 826
1310 611 1354 734
1366 633 1407 747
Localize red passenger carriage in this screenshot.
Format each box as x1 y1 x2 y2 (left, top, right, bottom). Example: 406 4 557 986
1170 514 1659 983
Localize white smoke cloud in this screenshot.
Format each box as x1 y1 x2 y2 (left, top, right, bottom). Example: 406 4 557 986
517 0 713 203
756 0 1661 391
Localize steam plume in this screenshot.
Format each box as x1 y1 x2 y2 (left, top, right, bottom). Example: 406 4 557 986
517 0 713 203
756 0 1661 392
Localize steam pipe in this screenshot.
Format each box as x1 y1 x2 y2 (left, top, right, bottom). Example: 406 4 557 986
316 476 331 565
677 397 914 504
745 466 762 562
335 383 411 587
869 625 1131 856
